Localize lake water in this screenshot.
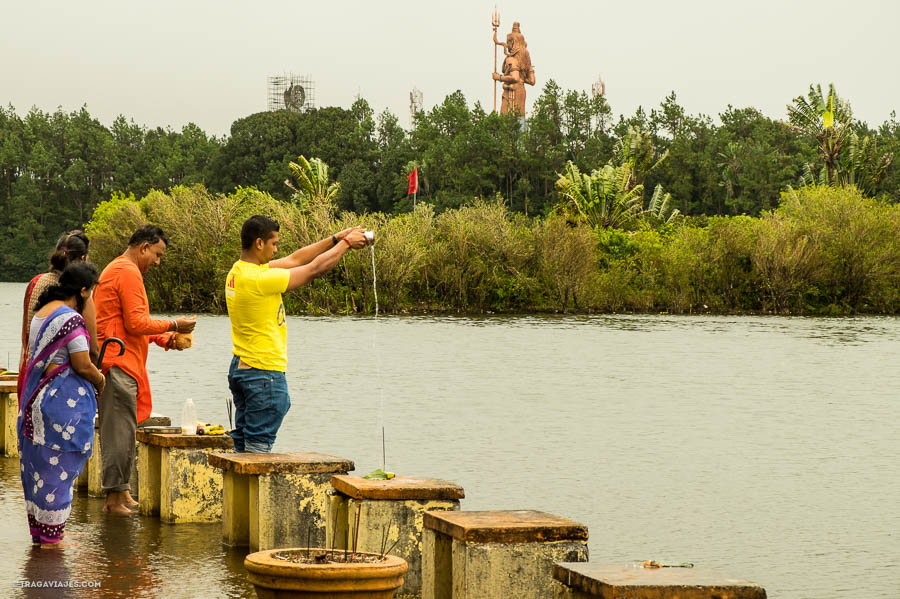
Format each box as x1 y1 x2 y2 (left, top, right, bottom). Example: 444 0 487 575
0 281 897 598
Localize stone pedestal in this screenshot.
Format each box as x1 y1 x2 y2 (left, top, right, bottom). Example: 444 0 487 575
552 563 767 599
327 475 464 599
0 381 19 458
422 510 589 599
136 430 233 523
79 413 171 497
208 452 354 551
87 424 102 496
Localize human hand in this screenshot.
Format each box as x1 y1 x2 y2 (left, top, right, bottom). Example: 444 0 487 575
175 315 197 333
95 372 106 396
343 228 368 249
335 226 364 241
492 72 501 81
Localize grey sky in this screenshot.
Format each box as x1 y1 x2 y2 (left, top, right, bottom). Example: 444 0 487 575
3 0 898 136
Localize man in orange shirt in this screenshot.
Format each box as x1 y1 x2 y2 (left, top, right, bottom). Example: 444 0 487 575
94 225 196 514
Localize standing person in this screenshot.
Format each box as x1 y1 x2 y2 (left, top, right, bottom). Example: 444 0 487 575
18 230 96 397
93 225 196 514
225 216 367 453
18 262 105 547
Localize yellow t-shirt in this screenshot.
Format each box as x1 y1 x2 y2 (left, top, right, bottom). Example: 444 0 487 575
225 260 291 371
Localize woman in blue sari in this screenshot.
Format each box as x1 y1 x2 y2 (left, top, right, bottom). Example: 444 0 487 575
19 262 106 547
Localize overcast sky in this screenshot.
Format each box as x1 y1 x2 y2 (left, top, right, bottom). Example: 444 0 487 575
3 0 898 136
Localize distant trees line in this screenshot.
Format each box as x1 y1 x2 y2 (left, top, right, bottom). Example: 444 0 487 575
2 81 899 283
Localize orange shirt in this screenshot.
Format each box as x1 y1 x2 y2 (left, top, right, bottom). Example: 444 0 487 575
94 255 173 423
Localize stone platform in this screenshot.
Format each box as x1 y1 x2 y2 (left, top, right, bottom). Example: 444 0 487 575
208 451 353 551
137 430 233 523
552 563 767 599
423 510 589 599
329 475 464 598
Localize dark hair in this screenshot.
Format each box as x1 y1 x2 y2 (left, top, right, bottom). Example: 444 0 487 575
241 215 279 250
35 262 100 313
49 230 90 272
128 225 169 248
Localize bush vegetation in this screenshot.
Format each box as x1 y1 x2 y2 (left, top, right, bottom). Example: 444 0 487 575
86 184 900 316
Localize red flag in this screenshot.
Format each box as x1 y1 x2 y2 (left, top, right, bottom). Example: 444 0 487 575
407 167 418 195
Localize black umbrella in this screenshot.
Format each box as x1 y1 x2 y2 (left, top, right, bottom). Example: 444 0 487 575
97 337 125 369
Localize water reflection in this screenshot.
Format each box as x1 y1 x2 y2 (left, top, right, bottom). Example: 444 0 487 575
0 283 898 599
1 453 254 599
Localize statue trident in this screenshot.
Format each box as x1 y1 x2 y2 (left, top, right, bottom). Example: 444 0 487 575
491 7 501 112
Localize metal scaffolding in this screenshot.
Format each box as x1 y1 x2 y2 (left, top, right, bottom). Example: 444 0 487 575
267 74 316 113
592 74 606 98
409 87 424 129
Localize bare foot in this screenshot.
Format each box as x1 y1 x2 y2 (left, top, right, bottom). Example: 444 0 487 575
122 490 138 509
40 540 77 549
103 503 135 515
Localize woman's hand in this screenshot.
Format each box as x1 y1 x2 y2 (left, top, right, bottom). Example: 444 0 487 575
94 372 106 396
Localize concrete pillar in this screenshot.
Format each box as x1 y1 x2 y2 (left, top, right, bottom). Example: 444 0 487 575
87 425 102 496
551 563 767 599
76 413 169 497
136 430 233 523
0 381 19 458
422 510 589 599
327 475 464 599
128 414 171 500
208 452 354 551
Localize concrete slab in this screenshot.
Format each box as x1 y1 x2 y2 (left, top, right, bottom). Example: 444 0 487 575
135 430 233 449
424 509 588 544
552 563 767 599
332 475 465 501
208 451 352 475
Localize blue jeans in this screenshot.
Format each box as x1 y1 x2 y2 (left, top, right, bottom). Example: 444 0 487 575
227 356 291 453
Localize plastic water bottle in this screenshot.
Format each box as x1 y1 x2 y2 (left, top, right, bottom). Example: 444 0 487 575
181 398 196 435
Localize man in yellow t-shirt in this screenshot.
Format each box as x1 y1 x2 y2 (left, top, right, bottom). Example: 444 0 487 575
225 215 368 452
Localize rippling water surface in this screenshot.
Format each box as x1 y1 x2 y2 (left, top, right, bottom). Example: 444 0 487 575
0 282 897 598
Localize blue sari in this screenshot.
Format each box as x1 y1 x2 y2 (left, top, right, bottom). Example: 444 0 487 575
18 305 97 544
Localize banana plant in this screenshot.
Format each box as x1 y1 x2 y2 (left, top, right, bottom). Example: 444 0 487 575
555 161 644 230
611 125 669 192
285 155 340 213
844 132 894 196
644 184 680 227
796 131 893 196
787 84 853 185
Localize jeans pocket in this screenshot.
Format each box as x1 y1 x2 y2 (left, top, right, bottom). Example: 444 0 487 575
243 375 274 414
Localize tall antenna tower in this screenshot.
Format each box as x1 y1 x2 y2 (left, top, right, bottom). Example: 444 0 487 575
592 74 606 98
409 87 424 129
268 73 316 112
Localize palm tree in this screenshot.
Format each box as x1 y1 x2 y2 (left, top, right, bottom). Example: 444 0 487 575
285 155 340 214
787 83 852 185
